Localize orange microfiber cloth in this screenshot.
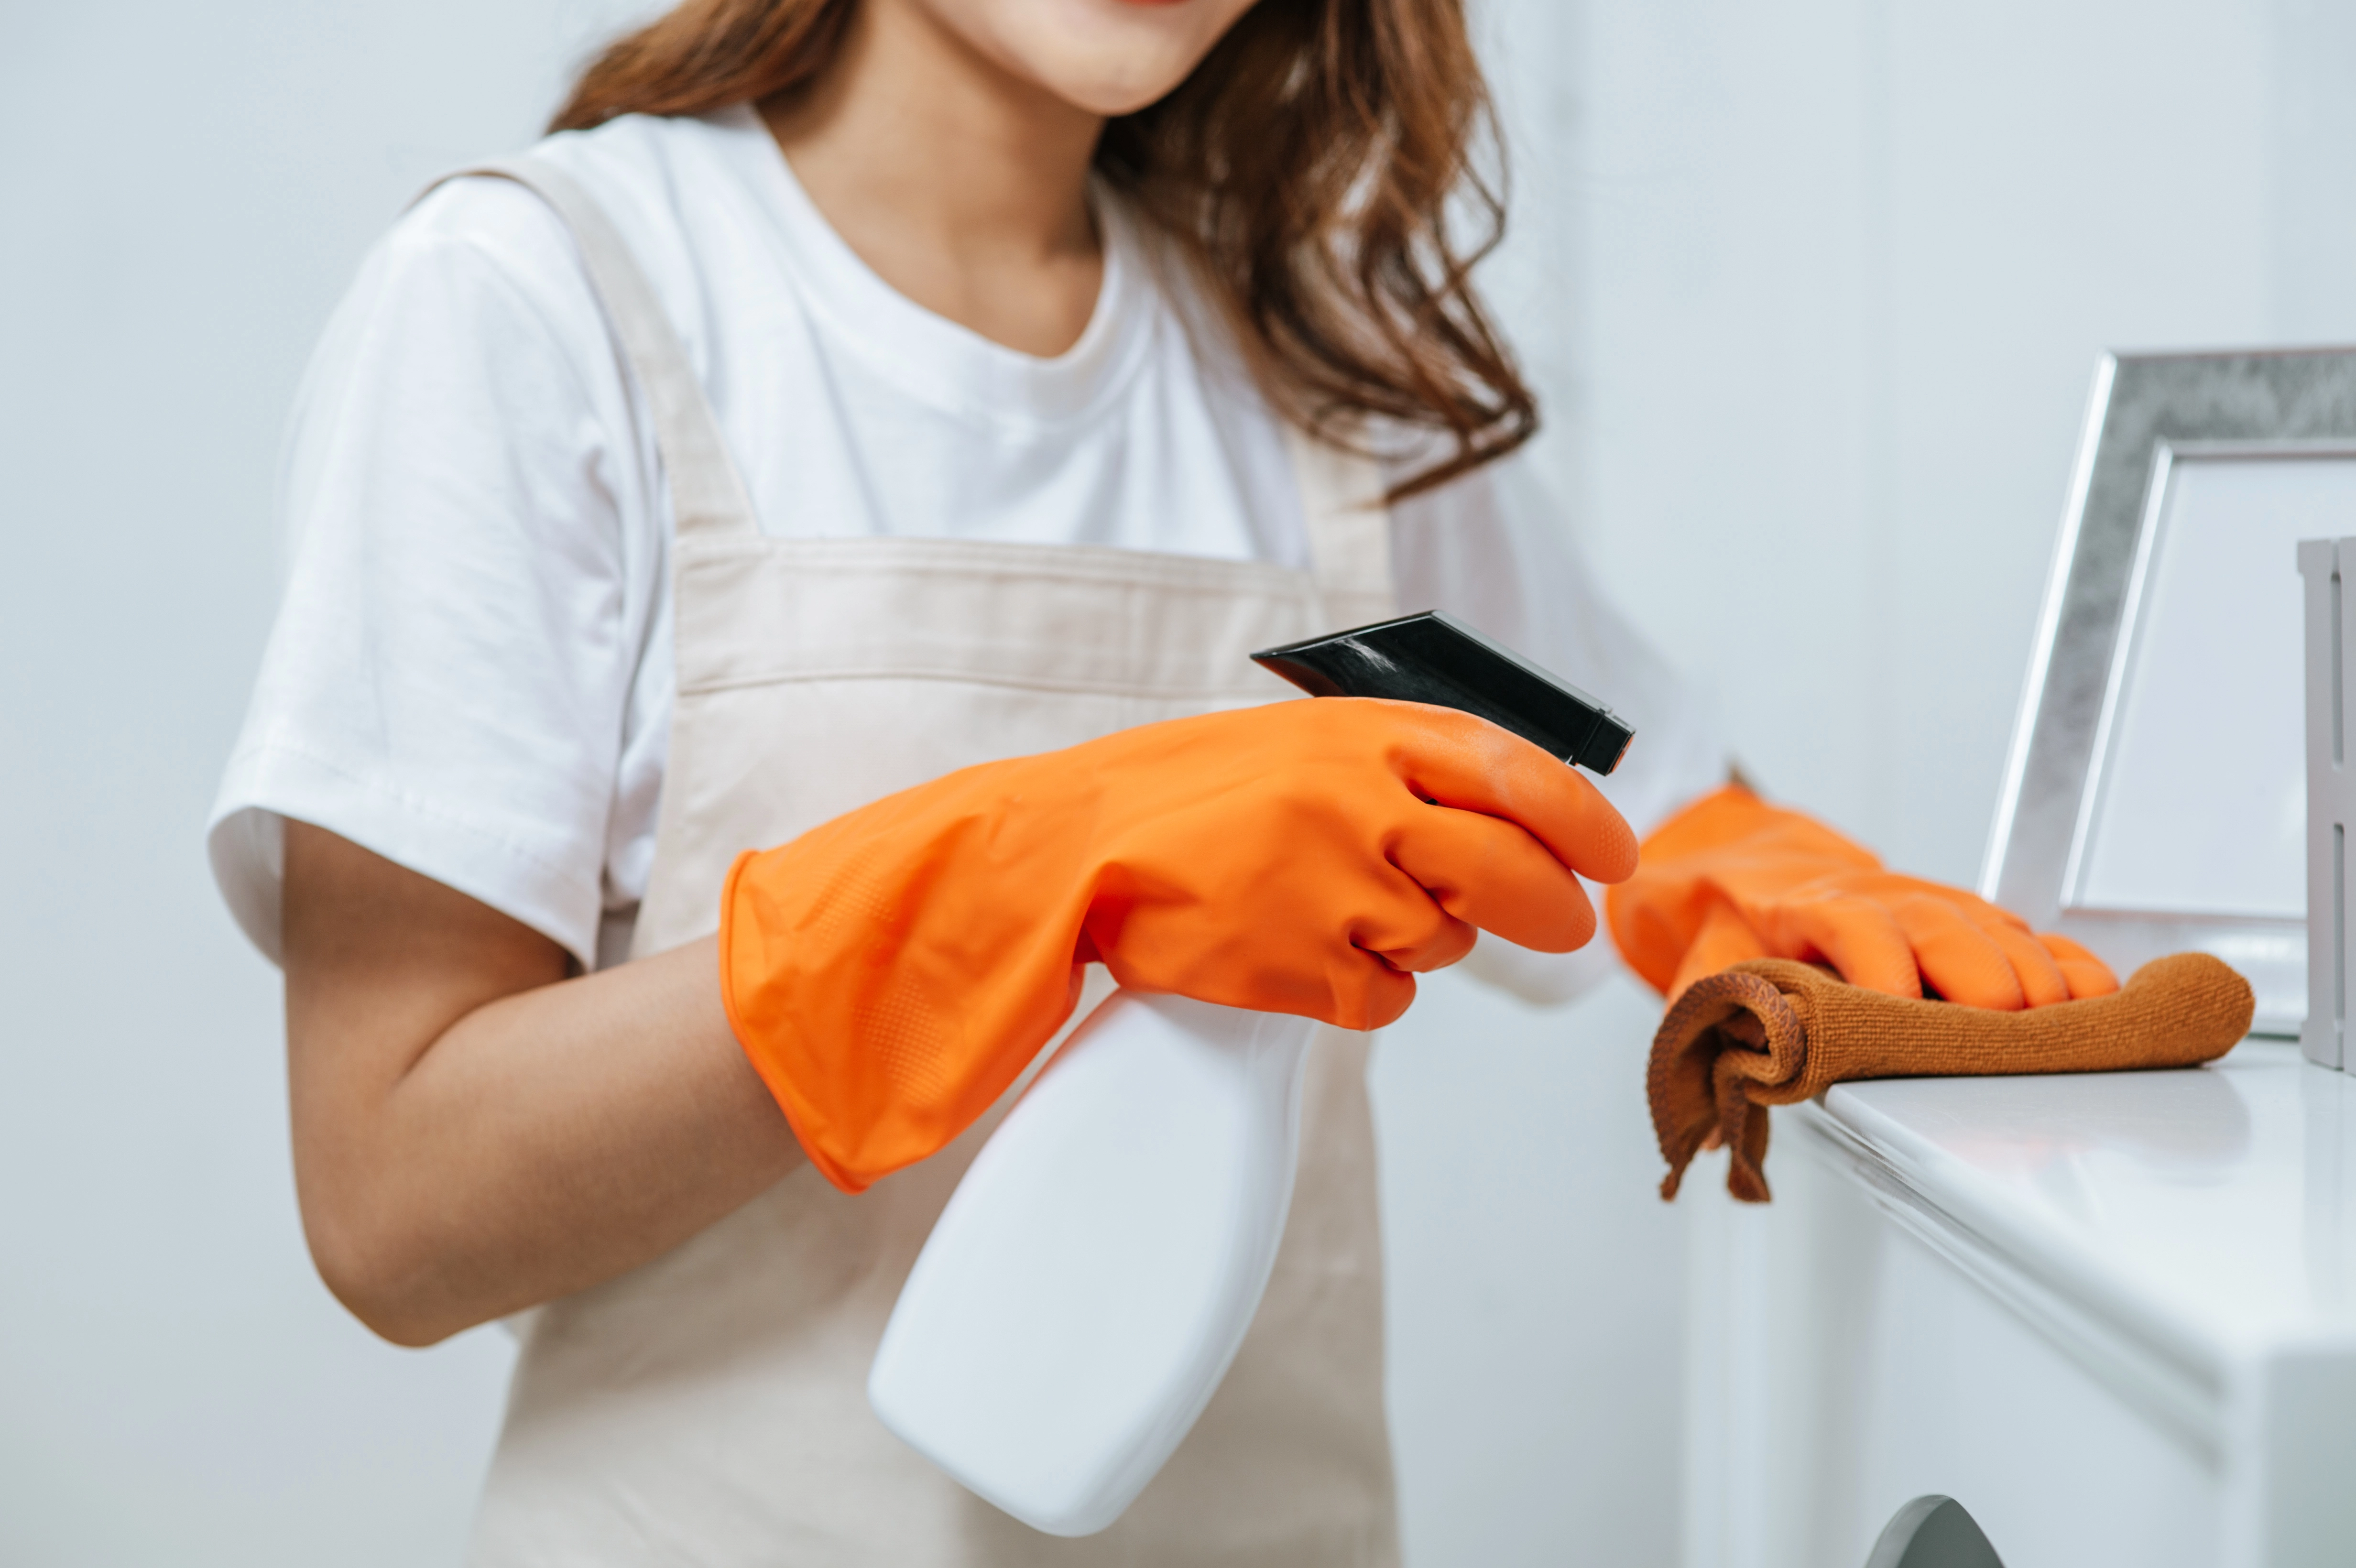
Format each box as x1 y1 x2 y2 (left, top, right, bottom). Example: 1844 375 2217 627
1649 951 2255 1202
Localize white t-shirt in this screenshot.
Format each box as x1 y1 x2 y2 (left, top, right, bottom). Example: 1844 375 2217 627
208 105 1721 990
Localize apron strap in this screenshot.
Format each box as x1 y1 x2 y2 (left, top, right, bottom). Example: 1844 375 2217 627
415 159 761 543
1281 426 1396 630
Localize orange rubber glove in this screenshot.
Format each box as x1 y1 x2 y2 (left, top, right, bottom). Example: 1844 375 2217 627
1605 784 2117 1009
722 698 1638 1192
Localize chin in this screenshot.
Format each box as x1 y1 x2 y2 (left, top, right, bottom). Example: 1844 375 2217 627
949 0 1257 117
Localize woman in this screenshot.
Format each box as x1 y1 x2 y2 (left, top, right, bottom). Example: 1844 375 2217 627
209 0 2110 1560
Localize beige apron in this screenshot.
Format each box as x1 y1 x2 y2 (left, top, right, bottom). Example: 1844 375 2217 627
453 159 1401 1567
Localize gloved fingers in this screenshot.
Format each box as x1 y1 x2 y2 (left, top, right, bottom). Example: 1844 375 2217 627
1314 845 1482 974
1093 893 1432 1029
1358 904 1480 974
1665 900 1769 1003
1897 879 2072 1005
1884 892 2027 1010
1386 803 1600 953
1198 945 1423 1032
1384 708 1640 884
1763 890 1921 999
1974 916 2072 1007
1324 950 1421 1032
1793 873 2067 1008
2037 931 2121 999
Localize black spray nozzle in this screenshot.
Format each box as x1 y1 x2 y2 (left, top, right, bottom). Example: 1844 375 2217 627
1251 610 1635 776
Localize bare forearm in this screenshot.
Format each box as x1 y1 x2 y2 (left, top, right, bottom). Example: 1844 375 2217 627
316 939 801 1343
283 825 805 1346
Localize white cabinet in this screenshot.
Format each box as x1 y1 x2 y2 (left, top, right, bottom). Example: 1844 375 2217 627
1684 1042 2356 1568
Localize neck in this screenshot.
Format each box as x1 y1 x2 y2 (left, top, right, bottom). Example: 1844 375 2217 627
765 0 1104 278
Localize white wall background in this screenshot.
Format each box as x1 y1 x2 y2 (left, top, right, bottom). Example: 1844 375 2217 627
4 3 2349 1565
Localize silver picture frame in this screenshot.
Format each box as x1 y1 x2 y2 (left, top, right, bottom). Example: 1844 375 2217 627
1981 348 2356 1037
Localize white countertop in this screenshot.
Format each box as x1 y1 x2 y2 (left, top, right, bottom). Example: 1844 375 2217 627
1800 1041 2356 1384
1705 1042 2356 1565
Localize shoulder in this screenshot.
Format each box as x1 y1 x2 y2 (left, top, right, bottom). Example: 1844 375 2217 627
323 107 796 441
389 109 760 308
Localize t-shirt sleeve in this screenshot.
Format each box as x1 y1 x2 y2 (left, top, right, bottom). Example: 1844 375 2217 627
1391 453 1728 1003
208 179 658 970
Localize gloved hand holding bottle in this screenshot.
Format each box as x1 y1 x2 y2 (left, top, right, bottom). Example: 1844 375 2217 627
1606 783 2117 1008
721 697 1639 1194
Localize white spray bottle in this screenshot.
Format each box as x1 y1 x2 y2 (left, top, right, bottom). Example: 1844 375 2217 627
867 611 1634 1536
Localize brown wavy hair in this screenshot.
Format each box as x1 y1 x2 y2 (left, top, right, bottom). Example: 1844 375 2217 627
552 0 1533 498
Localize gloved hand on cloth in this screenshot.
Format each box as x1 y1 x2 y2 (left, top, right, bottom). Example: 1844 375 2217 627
1648 953 2251 1201
721 699 1638 1193
1605 783 2117 1009
1604 784 2264 1206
